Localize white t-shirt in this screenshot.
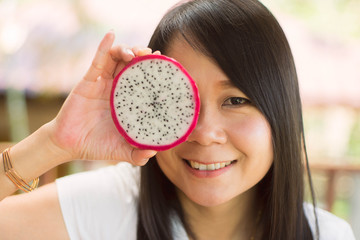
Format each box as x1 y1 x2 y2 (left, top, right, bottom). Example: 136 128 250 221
56 162 356 240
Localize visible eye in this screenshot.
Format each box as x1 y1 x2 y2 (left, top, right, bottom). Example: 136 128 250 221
223 97 251 107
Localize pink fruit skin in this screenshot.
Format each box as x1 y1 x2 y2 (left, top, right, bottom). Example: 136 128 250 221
110 54 200 151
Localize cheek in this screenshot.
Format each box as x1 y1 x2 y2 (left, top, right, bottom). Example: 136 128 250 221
228 114 273 161
155 150 180 183
156 151 173 171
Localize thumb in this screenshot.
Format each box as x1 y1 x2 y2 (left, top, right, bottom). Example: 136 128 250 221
131 149 157 166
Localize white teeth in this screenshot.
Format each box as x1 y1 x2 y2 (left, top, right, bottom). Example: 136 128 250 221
199 164 207 170
187 160 234 170
194 161 199 169
215 163 220 170
207 164 215 170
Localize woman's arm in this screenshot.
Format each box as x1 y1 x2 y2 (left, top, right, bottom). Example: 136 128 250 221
0 123 70 200
0 182 69 240
0 32 158 239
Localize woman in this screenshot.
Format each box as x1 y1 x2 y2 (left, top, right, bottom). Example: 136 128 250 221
0 0 355 239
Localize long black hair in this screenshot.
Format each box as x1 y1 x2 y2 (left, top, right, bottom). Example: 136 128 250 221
137 0 318 239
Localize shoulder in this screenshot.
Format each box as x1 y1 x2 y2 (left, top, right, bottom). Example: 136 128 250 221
303 202 356 240
56 162 140 201
55 162 141 240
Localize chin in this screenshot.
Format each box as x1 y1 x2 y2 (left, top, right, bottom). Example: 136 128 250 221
181 188 236 207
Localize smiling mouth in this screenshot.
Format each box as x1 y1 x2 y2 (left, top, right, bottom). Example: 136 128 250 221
184 159 237 171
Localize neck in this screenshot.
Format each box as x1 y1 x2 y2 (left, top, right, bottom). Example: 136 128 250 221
177 187 259 240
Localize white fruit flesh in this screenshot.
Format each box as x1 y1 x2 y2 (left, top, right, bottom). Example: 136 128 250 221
111 55 199 150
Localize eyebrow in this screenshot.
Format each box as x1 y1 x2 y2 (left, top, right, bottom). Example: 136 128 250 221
219 80 236 88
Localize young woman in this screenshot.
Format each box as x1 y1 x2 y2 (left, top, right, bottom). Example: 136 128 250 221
0 0 355 239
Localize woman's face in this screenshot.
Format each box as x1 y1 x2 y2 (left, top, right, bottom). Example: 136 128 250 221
155 38 273 207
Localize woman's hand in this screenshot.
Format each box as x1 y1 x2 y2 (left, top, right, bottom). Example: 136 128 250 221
48 32 157 165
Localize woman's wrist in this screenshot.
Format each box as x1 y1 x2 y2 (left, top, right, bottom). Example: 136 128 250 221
1 121 73 199
0 152 19 199
11 122 73 181
41 120 74 165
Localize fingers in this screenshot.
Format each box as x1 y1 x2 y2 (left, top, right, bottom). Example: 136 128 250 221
109 46 161 78
84 31 162 83
132 47 152 56
109 45 135 63
110 46 155 62
83 31 115 82
109 45 136 78
131 149 157 166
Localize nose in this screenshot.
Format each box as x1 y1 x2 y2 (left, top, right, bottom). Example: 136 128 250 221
187 106 227 146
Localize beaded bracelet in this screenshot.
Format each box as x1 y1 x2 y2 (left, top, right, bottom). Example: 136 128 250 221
2 147 39 192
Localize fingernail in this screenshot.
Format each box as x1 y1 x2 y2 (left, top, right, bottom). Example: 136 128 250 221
126 48 135 57
138 158 149 166
106 29 115 37
144 151 157 159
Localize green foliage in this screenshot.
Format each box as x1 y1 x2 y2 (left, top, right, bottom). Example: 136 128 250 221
262 0 360 40
333 198 350 220
347 116 360 160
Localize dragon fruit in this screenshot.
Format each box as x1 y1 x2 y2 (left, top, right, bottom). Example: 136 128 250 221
110 54 200 151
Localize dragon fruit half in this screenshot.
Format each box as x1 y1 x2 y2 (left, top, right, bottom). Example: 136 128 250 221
110 54 200 151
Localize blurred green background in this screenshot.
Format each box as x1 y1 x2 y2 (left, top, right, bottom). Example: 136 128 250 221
0 0 359 237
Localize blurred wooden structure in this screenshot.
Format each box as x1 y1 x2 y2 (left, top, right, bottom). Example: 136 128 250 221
310 161 360 211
